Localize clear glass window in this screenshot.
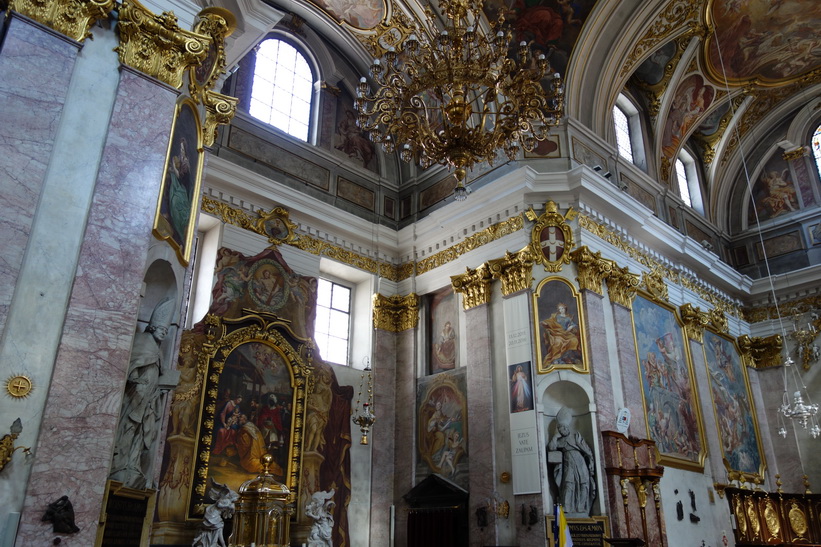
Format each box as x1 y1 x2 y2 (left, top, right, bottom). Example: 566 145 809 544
613 105 634 163
676 157 693 207
314 278 351 365
250 39 313 142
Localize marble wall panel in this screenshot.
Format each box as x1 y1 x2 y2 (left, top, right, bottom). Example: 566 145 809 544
370 328 397 545
689 339 724 478
17 70 178 546
613 305 646 437
393 328 416 547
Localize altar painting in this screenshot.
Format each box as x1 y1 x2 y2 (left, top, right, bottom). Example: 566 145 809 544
428 286 458 374
417 369 468 488
632 295 705 469
534 277 587 374
702 331 765 477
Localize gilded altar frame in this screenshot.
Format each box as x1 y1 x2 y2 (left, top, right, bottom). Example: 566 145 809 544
631 292 707 471
185 312 313 518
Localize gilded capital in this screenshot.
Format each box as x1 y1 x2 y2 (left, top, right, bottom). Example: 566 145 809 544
709 307 729 334
451 265 493 310
680 303 709 343
642 268 668 302
569 246 612 295
606 264 640 309
738 334 784 369
372 293 419 332
8 0 115 42
116 0 209 89
782 146 808 161
203 90 238 146
486 249 534 296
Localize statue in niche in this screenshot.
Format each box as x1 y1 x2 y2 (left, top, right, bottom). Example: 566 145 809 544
192 479 239 547
305 489 335 547
111 296 175 489
547 407 596 517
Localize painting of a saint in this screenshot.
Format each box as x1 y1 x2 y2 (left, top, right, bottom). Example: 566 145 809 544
208 342 294 491
661 74 715 161
748 155 799 223
429 287 458 374
154 99 203 265
534 278 586 374
334 107 376 171
509 362 534 413
416 371 468 487
633 295 704 469
703 332 764 477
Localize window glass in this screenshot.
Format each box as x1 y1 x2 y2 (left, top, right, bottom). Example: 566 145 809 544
250 39 314 141
314 278 351 365
813 125 821 178
676 157 693 207
613 105 634 163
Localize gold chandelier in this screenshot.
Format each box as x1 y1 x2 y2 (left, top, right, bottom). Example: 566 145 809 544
355 0 563 200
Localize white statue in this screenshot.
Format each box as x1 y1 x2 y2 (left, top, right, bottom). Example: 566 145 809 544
192 480 239 547
548 407 596 518
812 344 820 362
111 296 175 489
306 489 335 547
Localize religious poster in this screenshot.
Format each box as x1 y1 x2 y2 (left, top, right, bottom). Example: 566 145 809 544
508 361 534 413
632 294 705 470
533 277 587 374
153 98 204 266
207 342 295 490
747 154 800 223
428 286 458 374
416 369 468 488
702 331 765 478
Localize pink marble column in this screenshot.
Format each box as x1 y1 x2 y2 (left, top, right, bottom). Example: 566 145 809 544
464 303 498 546
17 68 178 546
612 304 647 436
689 339 724 478
392 328 416 547
370 327 398 545
0 15 78 335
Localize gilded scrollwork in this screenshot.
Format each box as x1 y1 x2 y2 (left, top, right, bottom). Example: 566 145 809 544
680 303 709 343
188 7 236 101
709 307 728 334
607 264 640 309
486 249 534 296
8 0 115 42
642 268 669 302
569 246 611 295
116 0 209 89
526 200 577 272
372 293 419 332
202 90 238 146
451 265 493 310
737 334 784 369
782 146 809 161
764 499 780 541
788 502 808 538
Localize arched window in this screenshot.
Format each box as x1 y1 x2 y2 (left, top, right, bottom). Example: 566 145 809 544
676 149 704 214
812 124 821 178
613 94 647 170
249 38 315 142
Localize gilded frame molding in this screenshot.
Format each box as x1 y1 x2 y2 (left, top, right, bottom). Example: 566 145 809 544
153 97 205 266
631 291 707 471
186 312 313 518
701 328 767 482
533 276 589 375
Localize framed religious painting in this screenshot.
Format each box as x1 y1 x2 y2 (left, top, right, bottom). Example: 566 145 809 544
631 293 706 470
702 330 766 480
533 277 588 374
185 313 312 518
153 98 204 266
428 286 459 374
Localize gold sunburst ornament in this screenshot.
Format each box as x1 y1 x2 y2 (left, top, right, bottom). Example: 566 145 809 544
5 375 33 399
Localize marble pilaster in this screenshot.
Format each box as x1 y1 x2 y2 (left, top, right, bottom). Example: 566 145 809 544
612 304 646 436
16 69 178 546
392 328 417 547
688 339 724 480
464 303 498 546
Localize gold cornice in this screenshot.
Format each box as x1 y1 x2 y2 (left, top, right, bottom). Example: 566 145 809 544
8 0 115 42
569 246 612 295
116 0 209 89
202 90 238 146
642 268 669 302
738 334 784 369
451 265 493 310
680 303 709 343
372 293 419 332
744 295 821 324
607 264 640 309
486 249 534 296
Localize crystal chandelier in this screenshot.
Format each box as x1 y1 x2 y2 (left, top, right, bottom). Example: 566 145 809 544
354 0 563 198
777 357 821 438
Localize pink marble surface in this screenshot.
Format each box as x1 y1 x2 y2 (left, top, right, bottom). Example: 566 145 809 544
17 69 178 546
0 15 78 336
612 305 647 436
582 292 616 429
689 339 723 477
392 329 416 547
370 328 398 545
464 304 498 546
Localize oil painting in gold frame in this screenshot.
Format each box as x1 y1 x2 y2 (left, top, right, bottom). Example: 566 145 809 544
702 329 766 480
153 97 204 266
631 293 706 471
533 277 588 374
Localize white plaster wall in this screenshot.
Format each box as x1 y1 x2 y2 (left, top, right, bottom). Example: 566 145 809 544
659 467 734 547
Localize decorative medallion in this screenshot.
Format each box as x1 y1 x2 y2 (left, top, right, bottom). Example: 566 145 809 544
4 375 33 399
247 260 290 312
763 499 780 540
788 502 808 538
257 206 299 246
525 200 577 272
746 497 760 538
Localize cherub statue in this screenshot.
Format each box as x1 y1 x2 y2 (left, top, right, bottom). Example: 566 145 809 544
192 479 239 547
305 489 335 547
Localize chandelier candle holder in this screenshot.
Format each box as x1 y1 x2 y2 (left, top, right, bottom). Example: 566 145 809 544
790 312 821 370
777 357 821 439
352 361 376 445
354 0 563 198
